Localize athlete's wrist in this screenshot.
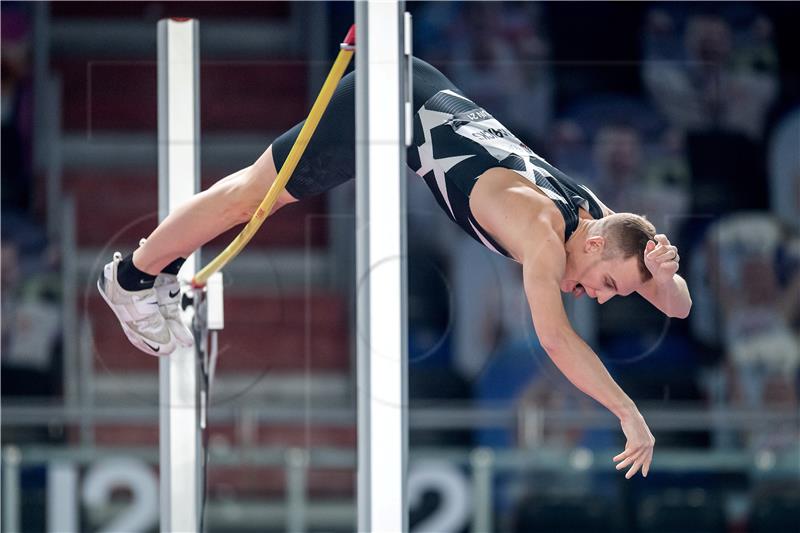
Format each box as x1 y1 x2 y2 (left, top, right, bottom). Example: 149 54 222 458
612 399 639 421
654 272 676 286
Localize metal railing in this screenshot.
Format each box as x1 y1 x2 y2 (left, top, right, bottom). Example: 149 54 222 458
3 443 798 533
3 402 798 430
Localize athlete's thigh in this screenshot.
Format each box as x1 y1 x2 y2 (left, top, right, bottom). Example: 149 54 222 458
272 70 356 200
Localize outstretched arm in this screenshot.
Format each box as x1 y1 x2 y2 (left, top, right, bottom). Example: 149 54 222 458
522 227 655 479
637 234 692 319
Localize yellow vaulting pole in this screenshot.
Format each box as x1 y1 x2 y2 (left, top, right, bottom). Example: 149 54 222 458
192 25 357 288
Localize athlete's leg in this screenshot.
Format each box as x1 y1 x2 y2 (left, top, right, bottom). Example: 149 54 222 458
97 145 298 356
100 66 356 356
132 66 357 275
131 145 298 275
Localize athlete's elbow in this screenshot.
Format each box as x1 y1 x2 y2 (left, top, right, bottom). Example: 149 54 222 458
537 329 570 355
668 296 692 319
672 299 692 319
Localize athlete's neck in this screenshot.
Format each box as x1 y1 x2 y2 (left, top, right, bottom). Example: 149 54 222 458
564 218 602 273
565 218 599 250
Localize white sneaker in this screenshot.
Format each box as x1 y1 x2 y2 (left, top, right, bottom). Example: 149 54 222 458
154 273 194 348
97 252 176 356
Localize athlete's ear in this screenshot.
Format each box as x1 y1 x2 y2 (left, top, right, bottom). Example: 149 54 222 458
584 235 606 254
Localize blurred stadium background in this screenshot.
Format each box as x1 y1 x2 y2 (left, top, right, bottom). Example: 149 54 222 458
1 1 798 532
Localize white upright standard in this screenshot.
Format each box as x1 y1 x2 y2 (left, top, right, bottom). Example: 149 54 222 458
157 18 202 533
355 2 412 531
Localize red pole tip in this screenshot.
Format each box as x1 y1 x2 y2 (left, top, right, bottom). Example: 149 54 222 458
342 24 356 46
170 17 192 22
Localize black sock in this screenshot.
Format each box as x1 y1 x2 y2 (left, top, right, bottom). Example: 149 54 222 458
161 257 186 276
117 254 156 291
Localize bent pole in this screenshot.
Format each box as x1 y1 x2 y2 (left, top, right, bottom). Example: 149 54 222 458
192 24 357 288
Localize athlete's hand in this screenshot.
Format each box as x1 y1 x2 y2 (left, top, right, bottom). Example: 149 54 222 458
614 410 655 479
644 234 680 285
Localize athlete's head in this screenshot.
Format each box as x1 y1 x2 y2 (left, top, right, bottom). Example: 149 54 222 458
563 213 656 303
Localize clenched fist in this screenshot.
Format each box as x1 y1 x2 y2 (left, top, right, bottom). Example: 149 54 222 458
644 234 680 284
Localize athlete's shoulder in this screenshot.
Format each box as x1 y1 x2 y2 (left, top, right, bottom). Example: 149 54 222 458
470 167 565 262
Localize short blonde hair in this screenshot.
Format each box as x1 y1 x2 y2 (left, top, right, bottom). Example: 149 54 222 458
600 213 657 281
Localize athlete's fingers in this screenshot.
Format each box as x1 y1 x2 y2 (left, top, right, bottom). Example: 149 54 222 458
613 449 631 463
652 246 677 261
613 446 641 464
654 234 670 245
615 450 642 471
626 456 646 479
642 449 653 477
648 242 675 255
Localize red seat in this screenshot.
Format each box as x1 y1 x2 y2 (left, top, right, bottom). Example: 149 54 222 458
51 1 291 19
63 170 328 248
54 58 307 132
87 292 349 372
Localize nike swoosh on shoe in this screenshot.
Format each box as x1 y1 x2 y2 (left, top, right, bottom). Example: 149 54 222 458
169 289 180 298
143 341 161 353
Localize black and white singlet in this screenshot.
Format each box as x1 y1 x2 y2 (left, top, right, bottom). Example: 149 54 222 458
407 88 605 262
273 57 605 263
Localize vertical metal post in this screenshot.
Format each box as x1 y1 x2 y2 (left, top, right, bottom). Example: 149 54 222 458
356 1 409 531
61 197 79 414
79 317 95 446
157 18 201 533
2 446 21 533
31 2 50 174
44 75 63 243
47 461 78 533
471 448 495 533
285 448 309 533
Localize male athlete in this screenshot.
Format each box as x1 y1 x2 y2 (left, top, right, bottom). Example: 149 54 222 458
98 58 692 479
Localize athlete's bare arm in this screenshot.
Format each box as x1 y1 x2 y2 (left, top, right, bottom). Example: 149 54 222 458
471 181 656 478
636 234 692 318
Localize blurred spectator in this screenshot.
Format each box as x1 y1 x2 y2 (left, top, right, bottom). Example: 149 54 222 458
1 2 34 214
1 241 63 397
703 213 800 449
768 107 800 232
416 2 554 143
591 123 644 209
643 10 779 140
590 121 690 244
452 235 530 379
1 2 48 267
518 356 608 450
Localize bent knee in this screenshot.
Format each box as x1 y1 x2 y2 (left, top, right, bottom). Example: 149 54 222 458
230 165 296 224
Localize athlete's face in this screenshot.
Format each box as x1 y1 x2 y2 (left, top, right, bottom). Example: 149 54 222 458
562 237 643 304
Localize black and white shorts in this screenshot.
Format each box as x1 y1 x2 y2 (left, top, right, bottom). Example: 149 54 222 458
272 57 462 200
272 57 603 256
